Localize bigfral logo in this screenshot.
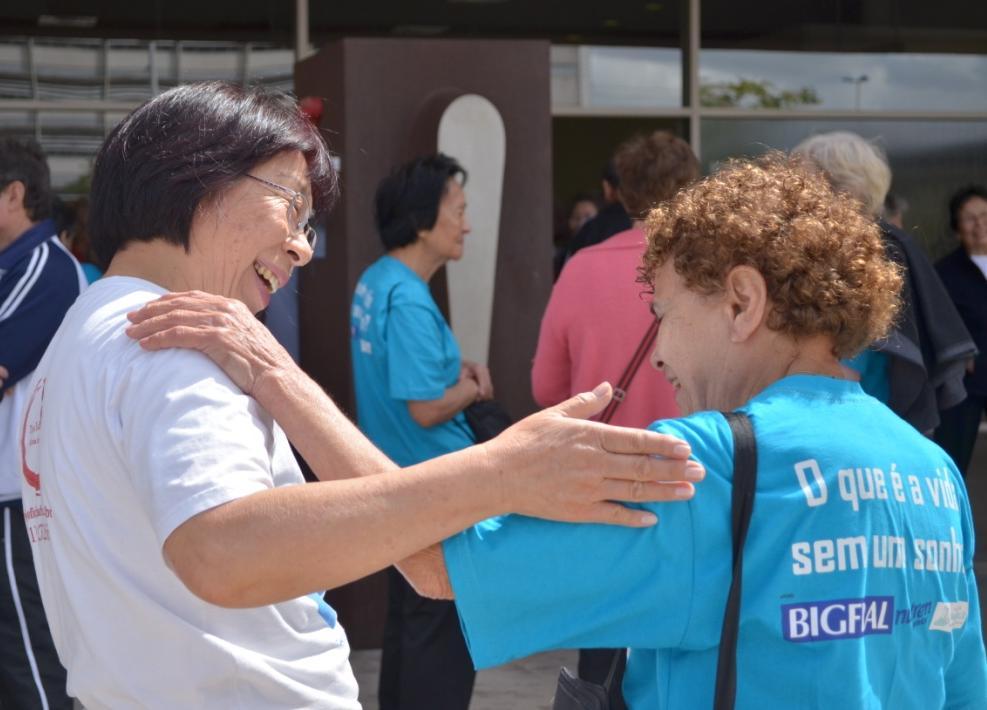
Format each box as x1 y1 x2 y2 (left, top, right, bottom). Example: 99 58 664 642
782 596 894 642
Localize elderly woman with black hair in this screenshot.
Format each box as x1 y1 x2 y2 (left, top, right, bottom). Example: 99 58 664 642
935 184 987 475
23 83 702 708
350 154 489 709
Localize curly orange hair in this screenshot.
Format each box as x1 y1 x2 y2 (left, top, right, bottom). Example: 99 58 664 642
640 153 902 359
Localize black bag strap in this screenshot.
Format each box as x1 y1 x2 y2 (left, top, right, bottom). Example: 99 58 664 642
597 319 660 424
713 411 758 710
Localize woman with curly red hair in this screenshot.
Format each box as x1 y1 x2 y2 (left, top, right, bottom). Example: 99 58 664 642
403 153 986 709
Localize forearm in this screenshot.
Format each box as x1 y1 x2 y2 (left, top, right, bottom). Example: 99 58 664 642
408 377 478 427
167 443 500 607
253 365 397 481
396 544 453 600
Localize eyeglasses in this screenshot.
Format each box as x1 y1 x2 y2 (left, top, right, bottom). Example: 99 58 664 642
245 173 318 250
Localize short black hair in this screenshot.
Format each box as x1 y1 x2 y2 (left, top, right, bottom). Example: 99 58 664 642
374 153 466 251
602 159 620 189
89 81 337 267
0 137 52 221
949 184 987 233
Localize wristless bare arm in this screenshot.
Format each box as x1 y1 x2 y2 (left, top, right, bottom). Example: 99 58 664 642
128 292 704 607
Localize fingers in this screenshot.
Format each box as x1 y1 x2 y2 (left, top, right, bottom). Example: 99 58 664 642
129 324 215 352
597 448 704 483
595 424 694 459
600 478 695 503
580 502 659 528
127 308 205 337
475 366 494 399
127 291 239 325
550 382 612 420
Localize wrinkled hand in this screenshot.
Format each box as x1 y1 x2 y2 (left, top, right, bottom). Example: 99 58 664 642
485 382 704 528
461 360 494 401
125 291 290 395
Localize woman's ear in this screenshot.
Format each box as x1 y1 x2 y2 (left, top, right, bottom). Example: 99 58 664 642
723 265 768 343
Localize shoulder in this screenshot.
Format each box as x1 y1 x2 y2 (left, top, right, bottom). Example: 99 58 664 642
60 280 238 390
649 411 735 478
935 247 969 275
0 237 82 310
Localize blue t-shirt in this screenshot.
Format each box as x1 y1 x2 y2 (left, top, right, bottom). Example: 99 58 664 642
443 375 986 709
844 348 891 404
350 255 474 467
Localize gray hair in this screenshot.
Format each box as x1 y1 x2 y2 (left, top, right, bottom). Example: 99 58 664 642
791 131 891 217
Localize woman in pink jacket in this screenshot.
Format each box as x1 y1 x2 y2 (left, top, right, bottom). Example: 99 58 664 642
533 131 699 428
531 130 700 701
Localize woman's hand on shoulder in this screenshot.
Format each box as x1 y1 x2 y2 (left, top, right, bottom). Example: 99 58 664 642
125 291 290 396
483 382 704 528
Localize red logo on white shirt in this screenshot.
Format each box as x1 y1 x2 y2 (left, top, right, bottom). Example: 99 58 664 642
20 378 45 494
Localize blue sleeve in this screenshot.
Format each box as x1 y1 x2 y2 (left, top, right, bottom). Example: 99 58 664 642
944 484 987 708
0 241 82 394
443 412 736 669
385 288 456 402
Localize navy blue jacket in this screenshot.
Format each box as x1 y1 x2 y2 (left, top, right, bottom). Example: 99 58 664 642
936 246 987 398
0 219 86 396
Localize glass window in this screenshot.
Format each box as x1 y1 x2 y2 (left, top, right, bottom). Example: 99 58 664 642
107 40 154 101
701 118 987 258
37 111 104 157
701 50 987 112
0 41 31 99
583 46 681 109
34 39 103 101
178 42 243 83
246 46 293 90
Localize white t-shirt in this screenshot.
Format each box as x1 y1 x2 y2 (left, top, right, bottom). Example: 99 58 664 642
969 254 987 281
20 276 360 709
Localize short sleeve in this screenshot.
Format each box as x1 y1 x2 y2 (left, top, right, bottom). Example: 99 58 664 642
385 293 455 402
442 411 737 669
119 348 278 547
943 482 987 708
443 513 694 669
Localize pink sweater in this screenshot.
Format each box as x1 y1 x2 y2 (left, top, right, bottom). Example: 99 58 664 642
532 227 679 428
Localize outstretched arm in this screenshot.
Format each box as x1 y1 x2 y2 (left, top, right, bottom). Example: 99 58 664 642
128 292 703 608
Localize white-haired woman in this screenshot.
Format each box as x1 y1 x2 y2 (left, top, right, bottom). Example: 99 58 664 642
792 131 975 434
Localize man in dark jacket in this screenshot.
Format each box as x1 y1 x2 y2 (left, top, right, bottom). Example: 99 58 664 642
555 160 631 277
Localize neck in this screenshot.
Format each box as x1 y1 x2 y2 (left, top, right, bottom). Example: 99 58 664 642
104 239 204 292
730 335 844 408
389 242 444 283
631 218 647 231
0 216 38 253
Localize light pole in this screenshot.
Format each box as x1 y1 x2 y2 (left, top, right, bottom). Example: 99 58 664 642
842 74 869 111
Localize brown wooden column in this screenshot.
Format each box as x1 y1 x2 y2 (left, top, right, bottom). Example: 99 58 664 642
294 38 552 648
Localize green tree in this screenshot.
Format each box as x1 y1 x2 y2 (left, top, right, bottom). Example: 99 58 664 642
700 78 820 109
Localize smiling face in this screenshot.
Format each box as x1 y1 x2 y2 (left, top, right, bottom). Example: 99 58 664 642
957 195 987 256
418 178 470 264
188 150 314 313
648 261 735 415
